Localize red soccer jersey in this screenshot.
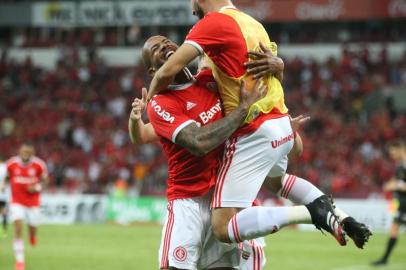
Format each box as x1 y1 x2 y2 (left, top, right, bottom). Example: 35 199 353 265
185 6 288 135
147 71 223 201
6 156 48 207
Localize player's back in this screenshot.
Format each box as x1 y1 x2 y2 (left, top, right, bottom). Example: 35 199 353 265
147 71 223 201
186 7 288 125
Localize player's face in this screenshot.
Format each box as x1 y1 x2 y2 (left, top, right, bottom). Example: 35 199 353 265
19 145 34 163
145 36 179 73
191 0 205 19
389 146 404 162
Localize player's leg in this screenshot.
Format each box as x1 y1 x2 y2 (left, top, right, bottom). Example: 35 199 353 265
212 117 315 243
264 173 371 248
158 198 205 270
372 221 400 266
10 204 25 270
0 201 7 237
239 239 266 270
27 206 41 246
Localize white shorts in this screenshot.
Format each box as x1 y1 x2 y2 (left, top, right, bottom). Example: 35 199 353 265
213 116 293 208
158 192 240 269
10 203 41 227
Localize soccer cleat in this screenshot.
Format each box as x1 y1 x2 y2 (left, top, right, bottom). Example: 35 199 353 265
305 195 347 246
341 217 372 249
15 261 25 270
371 259 387 266
30 235 37 246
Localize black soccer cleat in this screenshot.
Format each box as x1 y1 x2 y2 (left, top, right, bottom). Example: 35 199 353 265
306 195 347 246
371 259 387 266
341 216 372 249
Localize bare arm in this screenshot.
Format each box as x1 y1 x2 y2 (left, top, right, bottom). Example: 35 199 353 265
147 44 200 100
244 43 284 82
129 88 159 144
175 81 266 156
384 178 406 192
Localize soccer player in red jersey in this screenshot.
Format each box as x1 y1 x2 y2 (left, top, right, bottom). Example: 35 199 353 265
5 143 49 270
146 0 371 249
135 35 265 269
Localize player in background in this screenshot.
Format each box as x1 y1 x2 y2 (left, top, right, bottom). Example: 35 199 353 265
146 0 371 249
6 142 49 270
0 156 8 237
137 35 266 269
372 140 406 266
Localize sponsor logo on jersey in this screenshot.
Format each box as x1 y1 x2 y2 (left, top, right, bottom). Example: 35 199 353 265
186 101 197 111
14 176 37 184
199 101 221 124
151 100 175 124
271 133 295 148
173 246 187 262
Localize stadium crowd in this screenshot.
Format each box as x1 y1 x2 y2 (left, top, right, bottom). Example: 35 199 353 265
0 45 405 198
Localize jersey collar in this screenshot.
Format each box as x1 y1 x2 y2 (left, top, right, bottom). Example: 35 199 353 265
219 5 237 12
168 81 194 91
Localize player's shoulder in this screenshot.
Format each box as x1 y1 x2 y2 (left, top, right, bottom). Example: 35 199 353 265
5 156 19 167
31 156 47 168
194 69 218 92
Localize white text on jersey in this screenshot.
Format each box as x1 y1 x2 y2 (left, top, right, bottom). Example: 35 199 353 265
151 100 175 124
199 101 221 124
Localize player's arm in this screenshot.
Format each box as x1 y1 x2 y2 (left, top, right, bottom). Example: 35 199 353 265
245 42 284 82
384 178 406 192
129 88 159 144
176 81 266 156
147 44 200 100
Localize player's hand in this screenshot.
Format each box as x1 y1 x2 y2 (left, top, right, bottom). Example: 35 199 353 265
130 88 148 121
239 80 266 110
244 42 284 80
290 115 311 132
27 183 42 194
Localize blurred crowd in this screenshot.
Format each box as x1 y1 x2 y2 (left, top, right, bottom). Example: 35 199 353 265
0 45 405 198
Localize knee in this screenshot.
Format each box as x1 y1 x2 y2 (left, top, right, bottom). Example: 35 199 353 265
211 217 231 243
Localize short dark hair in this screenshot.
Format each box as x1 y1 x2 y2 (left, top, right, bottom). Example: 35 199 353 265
387 139 405 149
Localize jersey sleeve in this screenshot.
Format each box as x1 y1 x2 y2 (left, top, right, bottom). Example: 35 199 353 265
147 96 196 143
185 13 230 55
37 159 48 179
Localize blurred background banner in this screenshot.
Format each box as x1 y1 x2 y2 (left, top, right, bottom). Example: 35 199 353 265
1 0 405 27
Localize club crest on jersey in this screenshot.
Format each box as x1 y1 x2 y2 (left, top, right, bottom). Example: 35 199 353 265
173 246 187 262
199 101 221 124
151 100 175 123
186 101 197 111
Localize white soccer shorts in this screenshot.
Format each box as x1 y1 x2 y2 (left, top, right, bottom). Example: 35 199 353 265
10 203 41 227
213 116 294 208
158 192 240 269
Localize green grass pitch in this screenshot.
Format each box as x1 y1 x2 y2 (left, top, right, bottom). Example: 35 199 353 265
0 224 405 270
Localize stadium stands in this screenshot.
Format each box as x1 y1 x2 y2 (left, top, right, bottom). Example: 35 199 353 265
0 45 405 198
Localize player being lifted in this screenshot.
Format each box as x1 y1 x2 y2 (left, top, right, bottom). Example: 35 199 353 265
5 143 49 270
147 0 371 248
372 140 406 266
136 35 267 269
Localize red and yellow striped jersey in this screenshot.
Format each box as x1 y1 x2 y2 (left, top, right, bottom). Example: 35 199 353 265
185 6 288 130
